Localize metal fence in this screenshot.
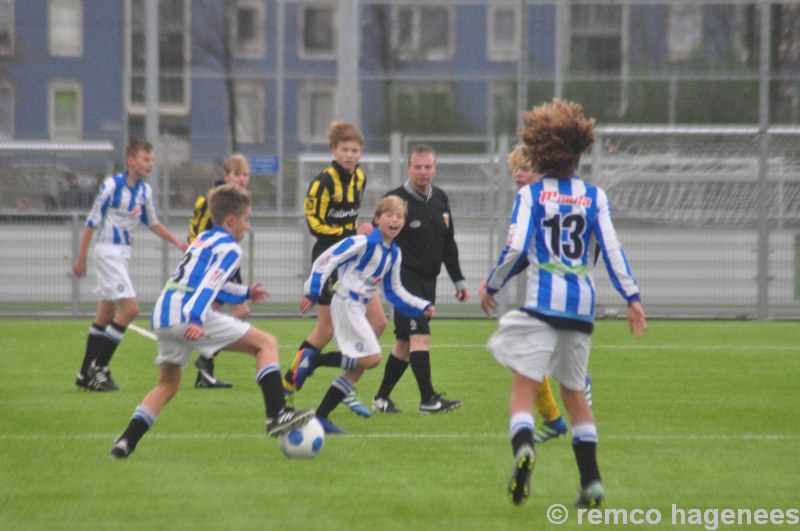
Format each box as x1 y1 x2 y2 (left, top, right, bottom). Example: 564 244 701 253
1 129 799 319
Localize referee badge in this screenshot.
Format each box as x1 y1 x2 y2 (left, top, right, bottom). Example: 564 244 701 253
442 212 450 228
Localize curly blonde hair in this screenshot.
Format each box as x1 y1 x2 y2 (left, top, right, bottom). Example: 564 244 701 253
519 99 595 179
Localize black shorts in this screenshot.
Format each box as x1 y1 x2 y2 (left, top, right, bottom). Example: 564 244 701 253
316 271 338 306
393 270 436 340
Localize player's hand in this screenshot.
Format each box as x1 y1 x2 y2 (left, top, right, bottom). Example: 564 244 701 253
72 258 87 278
176 241 189 252
183 323 209 341
299 296 315 314
455 287 469 302
423 305 436 319
627 301 647 339
356 222 374 235
479 281 498 316
248 282 270 304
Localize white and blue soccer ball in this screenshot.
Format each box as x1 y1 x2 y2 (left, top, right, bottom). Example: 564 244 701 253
279 417 325 459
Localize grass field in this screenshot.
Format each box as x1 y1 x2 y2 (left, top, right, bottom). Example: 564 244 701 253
1 318 798 530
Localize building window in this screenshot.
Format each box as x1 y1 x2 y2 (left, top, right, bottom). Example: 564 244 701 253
49 0 83 57
569 5 625 73
487 4 520 62
233 0 265 59
391 83 458 133
0 82 12 138
234 82 265 144
490 82 517 136
49 80 82 140
299 84 334 142
0 0 13 56
127 0 190 114
300 4 335 59
392 5 453 61
669 5 702 62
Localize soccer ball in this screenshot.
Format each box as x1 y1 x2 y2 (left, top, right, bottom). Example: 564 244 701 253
279 417 325 459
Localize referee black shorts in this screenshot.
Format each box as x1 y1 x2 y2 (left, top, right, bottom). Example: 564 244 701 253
393 270 437 340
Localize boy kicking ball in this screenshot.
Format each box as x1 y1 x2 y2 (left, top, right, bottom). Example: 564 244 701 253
294 196 435 434
109 183 313 458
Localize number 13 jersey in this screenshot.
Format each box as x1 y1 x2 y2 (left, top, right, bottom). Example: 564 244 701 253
485 176 640 325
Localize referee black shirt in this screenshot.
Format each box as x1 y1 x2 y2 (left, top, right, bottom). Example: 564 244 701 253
385 181 466 287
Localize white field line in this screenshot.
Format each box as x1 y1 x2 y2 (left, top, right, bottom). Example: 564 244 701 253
1 432 797 442
127 323 799 353
128 323 157 341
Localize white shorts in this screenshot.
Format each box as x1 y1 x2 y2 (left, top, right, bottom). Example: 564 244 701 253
154 311 251 368
94 244 135 301
486 309 592 391
331 294 381 358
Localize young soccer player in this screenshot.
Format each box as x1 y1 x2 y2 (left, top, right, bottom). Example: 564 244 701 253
73 139 188 392
295 196 435 434
480 100 646 507
108 183 313 458
187 153 252 389
502 145 594 444
283 121 386 417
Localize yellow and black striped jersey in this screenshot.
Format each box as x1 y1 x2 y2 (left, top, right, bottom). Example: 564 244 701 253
304 161 366 246
187 180 224 243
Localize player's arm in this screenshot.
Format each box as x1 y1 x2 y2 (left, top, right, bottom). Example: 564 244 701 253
594 189 640 303
150 223 189 252
485 190 535 296
382 247 433 318
188 194 210 243
72 225 94 278
185 249 243 325
304 175 344 238
304 236 363 301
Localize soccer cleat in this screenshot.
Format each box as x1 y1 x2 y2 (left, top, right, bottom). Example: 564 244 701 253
342 389 371 418
584 374 593 408
419 393 461 414
75 372 93 390
316 416 347 435
87 363 119 392
508 445 536 506
266 407 315 437
574 480 605 508
194 356 233 389
108 438 131 459
533 416 568 444
291 348 317 391
372 396 403 414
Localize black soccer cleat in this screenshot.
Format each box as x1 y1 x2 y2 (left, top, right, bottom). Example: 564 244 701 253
265 407 315 437
419 393 461 414
75 372 93 390
108 438 131 459
194 356 233 389
87 363 119 392
508 445 536 506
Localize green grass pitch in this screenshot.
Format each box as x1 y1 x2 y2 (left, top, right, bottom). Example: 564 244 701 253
1 318 798 530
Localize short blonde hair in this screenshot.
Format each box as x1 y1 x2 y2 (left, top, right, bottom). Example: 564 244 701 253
327 121 364 148
208 182 251 226
223 153 250 176
507 145 531 172
375 195 408 218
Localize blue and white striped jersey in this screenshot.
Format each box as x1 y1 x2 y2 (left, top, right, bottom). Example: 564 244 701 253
486 176 640 324
151 227 249 329
305 230 431 318
86 172 159 246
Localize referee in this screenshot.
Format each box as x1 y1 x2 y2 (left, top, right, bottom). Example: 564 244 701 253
372 144 469 414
